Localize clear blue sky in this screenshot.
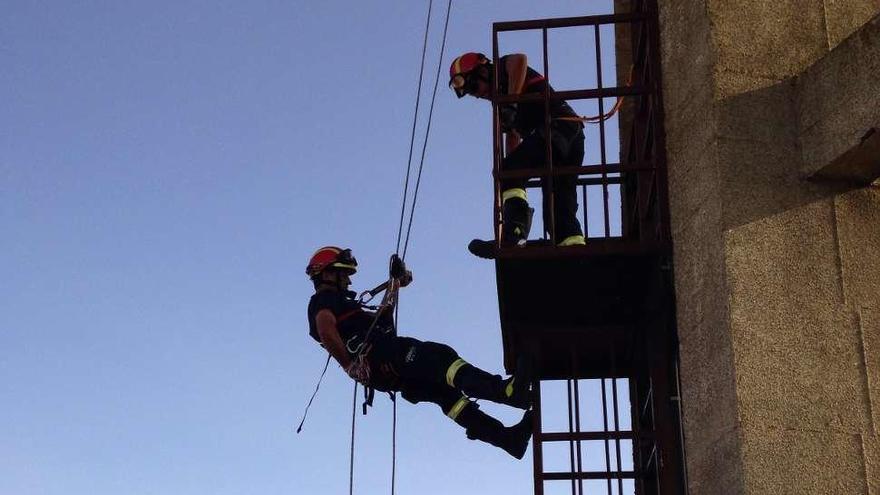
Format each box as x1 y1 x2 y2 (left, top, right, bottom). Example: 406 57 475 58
1 1 629 494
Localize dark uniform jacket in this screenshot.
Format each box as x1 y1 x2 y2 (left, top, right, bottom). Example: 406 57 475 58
307 289 394 358
496 54 583 139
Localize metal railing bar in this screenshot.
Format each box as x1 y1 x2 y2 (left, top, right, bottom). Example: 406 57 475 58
496 161 656 180
491 27 503 248
630 378 646 495
594 24 611 239
540 430 637 441
533 380 545 495
494 11 646 31
523 177 624 189
573 356 584 495
494 85 648 104
612 378 625 495
543 471 640 481
541 27 556 244
602 379 613 494
581 184 589 240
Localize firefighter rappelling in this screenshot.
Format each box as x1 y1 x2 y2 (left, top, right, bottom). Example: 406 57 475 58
296 1 694 493
305 246 534 459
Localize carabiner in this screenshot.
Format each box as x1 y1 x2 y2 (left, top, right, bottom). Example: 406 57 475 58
357 290 375 305
346 335 365 355
358 280 391 306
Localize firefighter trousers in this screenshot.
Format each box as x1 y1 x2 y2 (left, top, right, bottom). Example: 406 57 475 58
367 335 506 419
502 125 585 242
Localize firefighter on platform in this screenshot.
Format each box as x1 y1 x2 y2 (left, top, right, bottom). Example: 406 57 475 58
305 246 534 458
450 52 586 258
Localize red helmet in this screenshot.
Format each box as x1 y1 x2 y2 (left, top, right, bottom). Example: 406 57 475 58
306 246 358 278
449 52 489 98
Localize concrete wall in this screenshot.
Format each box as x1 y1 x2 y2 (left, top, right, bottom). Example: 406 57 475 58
657 1 880 493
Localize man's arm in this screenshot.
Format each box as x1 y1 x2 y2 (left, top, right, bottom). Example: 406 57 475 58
315 309 351 369
504 53 528 96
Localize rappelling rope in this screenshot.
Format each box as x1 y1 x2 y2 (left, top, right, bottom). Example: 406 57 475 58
394 0 435 258
349 381 358 495
399 0 452 261
348 0 453 494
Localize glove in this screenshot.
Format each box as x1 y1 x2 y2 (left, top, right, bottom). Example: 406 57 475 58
390 254 407 279
345 356 371 385
499 104 517 132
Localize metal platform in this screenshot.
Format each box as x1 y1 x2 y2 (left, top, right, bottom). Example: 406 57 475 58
495 240 666 379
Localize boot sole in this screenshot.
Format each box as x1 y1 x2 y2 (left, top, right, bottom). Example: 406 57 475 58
468 239 497 259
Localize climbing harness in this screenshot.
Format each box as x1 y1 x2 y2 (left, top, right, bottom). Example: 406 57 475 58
295 273 397 432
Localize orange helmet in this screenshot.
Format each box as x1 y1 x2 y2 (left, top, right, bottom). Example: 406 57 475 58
305 246 358 278
449 52 489 98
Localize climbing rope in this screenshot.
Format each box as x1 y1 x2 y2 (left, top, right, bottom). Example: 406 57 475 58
391 392 398 495
348 0 454 494
349 381 358 495
395 0 436 257
400 0 453 262
295 354 331 434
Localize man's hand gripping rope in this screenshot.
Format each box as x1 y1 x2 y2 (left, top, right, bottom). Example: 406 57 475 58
348 254 413 386
345 354 372 384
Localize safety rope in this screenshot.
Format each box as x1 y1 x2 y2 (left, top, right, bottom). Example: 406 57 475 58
349 381 358 495
555 65 634 124
389 0 451 488
555 95 625 124
400 0 453 261
395 0 436 257
295 354 331 433
391 393 397 495
347 1 454 494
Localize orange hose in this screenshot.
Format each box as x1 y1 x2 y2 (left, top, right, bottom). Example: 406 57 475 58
556 65 634 124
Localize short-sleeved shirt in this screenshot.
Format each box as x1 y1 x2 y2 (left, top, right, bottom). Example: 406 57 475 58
497 55 582 138
307 289 394 354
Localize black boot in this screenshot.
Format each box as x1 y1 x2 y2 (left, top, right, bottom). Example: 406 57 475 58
468 198 534 259
455 402 534 459
500 197 533 247
452 361 531 410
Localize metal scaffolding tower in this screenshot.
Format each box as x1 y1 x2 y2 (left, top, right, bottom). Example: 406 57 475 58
487 2 687 493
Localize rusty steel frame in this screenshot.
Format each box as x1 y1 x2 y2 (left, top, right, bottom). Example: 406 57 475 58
531 372 639 494
528 335 685 495
490 2 672 252
490 1 686 494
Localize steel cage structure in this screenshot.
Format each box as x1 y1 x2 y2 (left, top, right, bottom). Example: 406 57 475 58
486 2 688 494
489 2 670 259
